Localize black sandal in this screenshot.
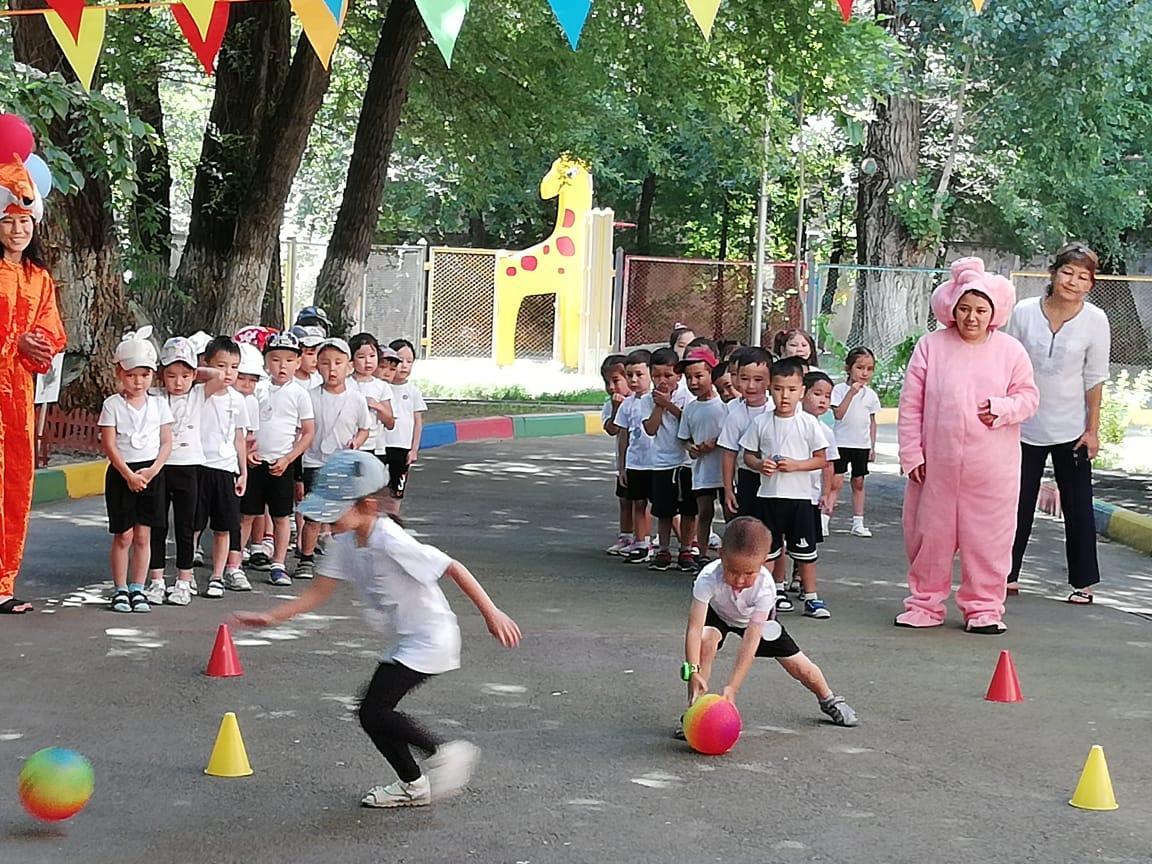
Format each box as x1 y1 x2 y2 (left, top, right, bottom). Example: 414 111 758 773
110 589 131 613
1067 590 1094 605
0 597 33 614
128 590 151 613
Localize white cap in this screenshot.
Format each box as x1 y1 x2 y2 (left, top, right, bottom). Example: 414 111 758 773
290 325 325 348
318 337 351 357
237 343 267 378
159 337 197 369
188 330 213 356
115 326 158 371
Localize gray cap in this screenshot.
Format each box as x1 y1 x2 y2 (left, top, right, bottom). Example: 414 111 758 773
290 324 326 348
378 346 402 363
318 337 351 357
298 450 390 523
160 337 198 369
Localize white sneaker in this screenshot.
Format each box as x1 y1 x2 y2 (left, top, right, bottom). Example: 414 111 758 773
143 580 167 607
606 535 632 555
361 776 431 808
708 532 721 550
425 740 480 800
167 580 193 606
850 524 873 538
224 568 252 591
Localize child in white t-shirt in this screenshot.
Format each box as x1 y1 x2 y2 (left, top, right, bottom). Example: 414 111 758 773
642 347 695 572
234 450 521 809
233 343 265 567
604 349 654 563
378 339 427 516
98 328 174 614
830 347 881 538
349 333 395 455
239 331 315 587
599 354 634 555
291 324 325 389
297 338 373 578
740 357 830 618
676 347 727 567
717 347 773 520
679 517 857 737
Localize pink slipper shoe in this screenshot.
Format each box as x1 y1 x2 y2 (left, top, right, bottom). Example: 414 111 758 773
894 608 944 629
964 614 1006 635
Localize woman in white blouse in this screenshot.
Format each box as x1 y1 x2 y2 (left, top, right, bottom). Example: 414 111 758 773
1004 243 1111 604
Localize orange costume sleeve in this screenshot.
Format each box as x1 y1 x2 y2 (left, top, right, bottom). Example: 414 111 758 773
0 259 66 597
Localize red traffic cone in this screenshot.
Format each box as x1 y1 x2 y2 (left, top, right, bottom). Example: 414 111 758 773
205 624 244 678
984 649 1023 702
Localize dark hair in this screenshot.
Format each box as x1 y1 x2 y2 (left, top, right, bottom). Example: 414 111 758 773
203 335 240 363
350 332 380 356
956 288 995 318
1047 242 1099 296
803 370 833 390
388 338 416 355
844 346 875 370
772 329 818 367
650 347 679 368
600 353 627 377
625 348 652 367
713 360 730 379
22 229 48 271
722 516 770 554
686 335 719 354
740 346 773 369
770 356 805 381
717 339 742 360
669 324 695 347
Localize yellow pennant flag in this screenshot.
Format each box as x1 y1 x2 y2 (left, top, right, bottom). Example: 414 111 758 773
685 0 722 39
972 0 986 10
180 0 218 37
44 8 106 91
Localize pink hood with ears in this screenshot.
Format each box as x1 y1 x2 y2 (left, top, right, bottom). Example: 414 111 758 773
931 257 1016 330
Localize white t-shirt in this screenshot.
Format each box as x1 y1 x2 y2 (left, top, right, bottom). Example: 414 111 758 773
349 376 394 453
304 386 374 469
692 559 775 628
317 516 460 674
640 389 690 469
810 422 839 504
830 382 881 449
162 386 208 467
201 389 252 474
296 371 323 389
678 397 727 489
601 398 622 470
255 380 315 462
616 392 654 470
243 393 261 435
381 381 427 451
717 399 771 478
739 410 827 501
98 393 175 464
1004 297 1111 447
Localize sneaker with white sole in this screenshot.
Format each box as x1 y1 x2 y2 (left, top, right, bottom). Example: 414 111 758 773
224 568 252 591
295 558 315 579
606 534 633 556
167 580 193 606
269 567 292 587
241 548 251 566
850 524 873 538
248 551 272 571
803 596 831 619
708 532 721 550
203 579 225 599
820 695 859 727
192 550 205 568
143 580 167 607
361 776 431 808
425 740 480 800
624 543 652 564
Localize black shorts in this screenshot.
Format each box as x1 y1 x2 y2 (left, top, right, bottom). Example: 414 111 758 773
624 468 652 502
834 447 870 478
615 478 628 499
241 462 296 518
196 466 241 534
704 606 800 659
759 498 819 562
105 462 167 534
650 466 697 519
382 447 409 498
735 469 760 517
293 455 304 482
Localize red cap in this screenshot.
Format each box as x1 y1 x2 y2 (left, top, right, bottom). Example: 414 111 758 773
676 347 719 371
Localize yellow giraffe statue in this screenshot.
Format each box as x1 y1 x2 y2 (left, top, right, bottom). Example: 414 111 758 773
494 154 593 368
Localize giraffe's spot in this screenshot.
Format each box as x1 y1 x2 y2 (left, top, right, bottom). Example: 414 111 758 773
558 268 566 275
563 209 576 228
506 267 517 277
543 245 550 255
522 256 538 271
557 236 576 257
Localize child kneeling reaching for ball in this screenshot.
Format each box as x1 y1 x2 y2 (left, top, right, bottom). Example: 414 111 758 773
678 517 858 736
234 450 521 808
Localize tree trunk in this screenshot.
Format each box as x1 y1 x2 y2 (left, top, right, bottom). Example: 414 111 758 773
12 8 131 411
636 172 657 255
467 213 488 247
261 247 286 328
124 71 171 258
313 0 425 337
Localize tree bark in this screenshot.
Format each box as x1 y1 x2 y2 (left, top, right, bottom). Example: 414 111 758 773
261 247 286 329
124 71 172 258
636 172 657 255
12 7 132 411
313 0 426 337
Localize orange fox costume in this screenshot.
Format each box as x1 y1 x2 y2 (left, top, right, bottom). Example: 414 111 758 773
0 154 66 601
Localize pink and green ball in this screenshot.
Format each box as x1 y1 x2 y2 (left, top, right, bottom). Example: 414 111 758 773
18 747 94 822
683 694 742 755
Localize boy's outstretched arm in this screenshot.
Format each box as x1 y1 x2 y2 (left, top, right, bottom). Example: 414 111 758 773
724 619 763 703
234 575 340 628
684 600 708 699
446 561 522 647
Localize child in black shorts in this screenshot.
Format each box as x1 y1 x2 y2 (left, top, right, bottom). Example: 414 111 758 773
377 339 426 516
604 349 654 563
600 354 635 555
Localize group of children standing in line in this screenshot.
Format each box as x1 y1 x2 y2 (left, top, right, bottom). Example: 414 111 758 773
98 306 429 613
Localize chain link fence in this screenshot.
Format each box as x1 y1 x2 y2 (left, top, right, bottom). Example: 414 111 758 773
359 245 427 345
425 247 497 358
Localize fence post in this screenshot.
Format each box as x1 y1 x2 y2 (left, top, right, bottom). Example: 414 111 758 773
612 247 625 350
285 237 297 327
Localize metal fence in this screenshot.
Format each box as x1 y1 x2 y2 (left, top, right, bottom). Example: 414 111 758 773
359 245 427 345
424 247 497 358
618 255 804 349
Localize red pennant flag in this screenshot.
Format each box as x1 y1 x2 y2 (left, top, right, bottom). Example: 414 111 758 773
838 0 852 21
172 2 230 75
46 0 87 40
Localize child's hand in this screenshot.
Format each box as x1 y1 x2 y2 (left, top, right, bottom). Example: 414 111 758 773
484 608 522 647
408 449 419 465
652 390 673 409
977 400 997 428
618 468 628 487
724 489 738 514
611 391 626 405
233 611 275 629
721 685 737 704
127 472 148 493
234 476 247 497
294 481 305 503
820 493 835 515
138 466 157 484
687 444 701 459
850 380 864 393
688 673 708 702
759 458 777 477
869 448 876 462
269 456 292 476
909 464 926 483
775 457 793 473
247 448 261 467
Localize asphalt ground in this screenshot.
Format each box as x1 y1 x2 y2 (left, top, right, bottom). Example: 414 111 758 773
3 436 1152 864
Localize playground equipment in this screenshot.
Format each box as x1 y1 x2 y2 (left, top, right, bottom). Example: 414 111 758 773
494 154 615 371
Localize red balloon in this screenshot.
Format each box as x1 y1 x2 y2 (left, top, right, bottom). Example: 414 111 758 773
0 114 34 162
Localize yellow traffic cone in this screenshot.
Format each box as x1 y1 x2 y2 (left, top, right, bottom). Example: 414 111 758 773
204 712 253 778
1069 745 1118 811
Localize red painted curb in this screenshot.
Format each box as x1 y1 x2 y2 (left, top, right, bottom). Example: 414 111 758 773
454 416 515 442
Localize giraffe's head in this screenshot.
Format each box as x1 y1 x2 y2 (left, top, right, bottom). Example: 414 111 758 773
540 153 591 201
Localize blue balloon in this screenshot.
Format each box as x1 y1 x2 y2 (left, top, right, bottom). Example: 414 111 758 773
24 153 52 197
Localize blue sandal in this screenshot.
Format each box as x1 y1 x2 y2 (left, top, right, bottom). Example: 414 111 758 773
128 590 151 613
110 589 131 613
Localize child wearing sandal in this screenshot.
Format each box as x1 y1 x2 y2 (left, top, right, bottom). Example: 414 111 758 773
98 328 174 614
679 517 858 735
830 346 881 538
234 450 521 808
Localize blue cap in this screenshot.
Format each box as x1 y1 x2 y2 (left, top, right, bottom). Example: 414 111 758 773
298 450 389 523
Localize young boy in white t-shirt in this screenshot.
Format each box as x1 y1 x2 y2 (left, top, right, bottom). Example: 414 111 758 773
234 342 265 566
642 347 695 572
349 332 396 456
676 347 727 567
239 331 315 587
830 347 880 538
297 338 373 579
717 347 773 520
378 338 427 516
600 354 634 555
740 357 830 619
679 517 857 736
604 349 654 563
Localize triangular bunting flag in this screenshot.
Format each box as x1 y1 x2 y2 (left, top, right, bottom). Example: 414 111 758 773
837 0 853 22
178 0 219 37
972 0 986 10
415 0 470 67
44 8 106 91
173 2 230 75
46 0 87 41
684 0 722 39
547 0 592 50
288 0 350 69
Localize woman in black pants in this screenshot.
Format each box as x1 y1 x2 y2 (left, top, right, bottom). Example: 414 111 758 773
1004 243 1111 603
